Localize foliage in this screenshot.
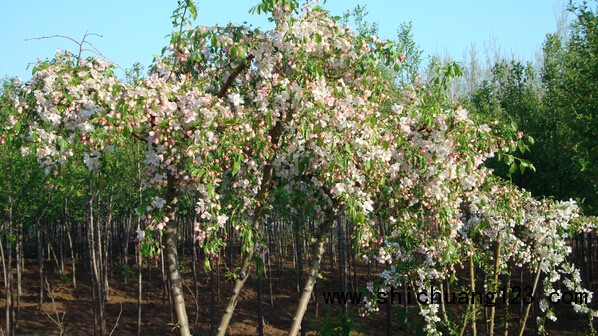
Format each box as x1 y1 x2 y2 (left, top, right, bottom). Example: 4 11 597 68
114 263 134 279
463 0 597 215
313 311 362 336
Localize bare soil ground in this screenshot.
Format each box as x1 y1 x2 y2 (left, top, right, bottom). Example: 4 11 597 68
2 254 595 335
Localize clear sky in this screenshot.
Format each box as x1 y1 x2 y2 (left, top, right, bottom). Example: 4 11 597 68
0 0 570 81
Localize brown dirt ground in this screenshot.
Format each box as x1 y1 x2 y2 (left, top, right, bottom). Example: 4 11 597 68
1 253 596 335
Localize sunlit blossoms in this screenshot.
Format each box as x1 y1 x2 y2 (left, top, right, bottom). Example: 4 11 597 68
5 1 597 335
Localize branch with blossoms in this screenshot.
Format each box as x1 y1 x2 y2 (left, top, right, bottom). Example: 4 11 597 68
355 71 598 334
217 55 255 98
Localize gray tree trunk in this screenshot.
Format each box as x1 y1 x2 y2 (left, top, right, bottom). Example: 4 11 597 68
288 210 336 336
163 175 190 336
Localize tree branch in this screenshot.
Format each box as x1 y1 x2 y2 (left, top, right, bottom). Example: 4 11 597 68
25 33 120 69
217 55 255 98
130 131 146 143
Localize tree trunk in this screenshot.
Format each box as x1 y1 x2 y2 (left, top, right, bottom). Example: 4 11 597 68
488 236 502 336
266 225 274 307
338 216 347 315
15 218 22 332
216 153 278 336
517 262 542 336
470 253 477 336
37 219 44 310
88 190 105 336
294 220 303 294
191 231 199 336
162 174 191 336
386 291 392 336
1 223 10 336
216 247 253 336
136 243 143 336
215 93 294 334
103 196 113 302
161 237 169 310
257 260 264 336
210 258 216 336
67 224 77 289
288 210 335 336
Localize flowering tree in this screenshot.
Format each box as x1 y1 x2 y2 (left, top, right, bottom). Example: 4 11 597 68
359 76 598 334
4 1 596 335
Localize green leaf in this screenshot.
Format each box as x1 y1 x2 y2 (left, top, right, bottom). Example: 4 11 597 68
344 143 351 154
238 46 246 59
301 120 307 136
232 153 242 176
58 137 68 150
137 202 147 215
298 156 309 173
207 183 215 198
186 0 198 20
508 162 517 175
14 120 22 133
527 136 535 145
529 163 536 172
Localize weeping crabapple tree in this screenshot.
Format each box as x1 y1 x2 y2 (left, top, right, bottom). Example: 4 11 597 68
5 0 597 335
5 0 411 334
365 176 597 335
4 51 143 335
162 1 424 334
358 76 598 334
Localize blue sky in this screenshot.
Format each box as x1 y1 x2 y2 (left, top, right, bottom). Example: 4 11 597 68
0 0 569 80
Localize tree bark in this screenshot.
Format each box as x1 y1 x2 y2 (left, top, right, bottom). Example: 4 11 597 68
191 230 199 336
288 210 336 336
88 189 105 336
216 244 254 336
488 236 502 336
67 223 77 289
257 260 264 336
37 219 44 311
517 262 542 336
163 174 191 336
338 217 347 315
1 222 11 336
136 243 143 336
